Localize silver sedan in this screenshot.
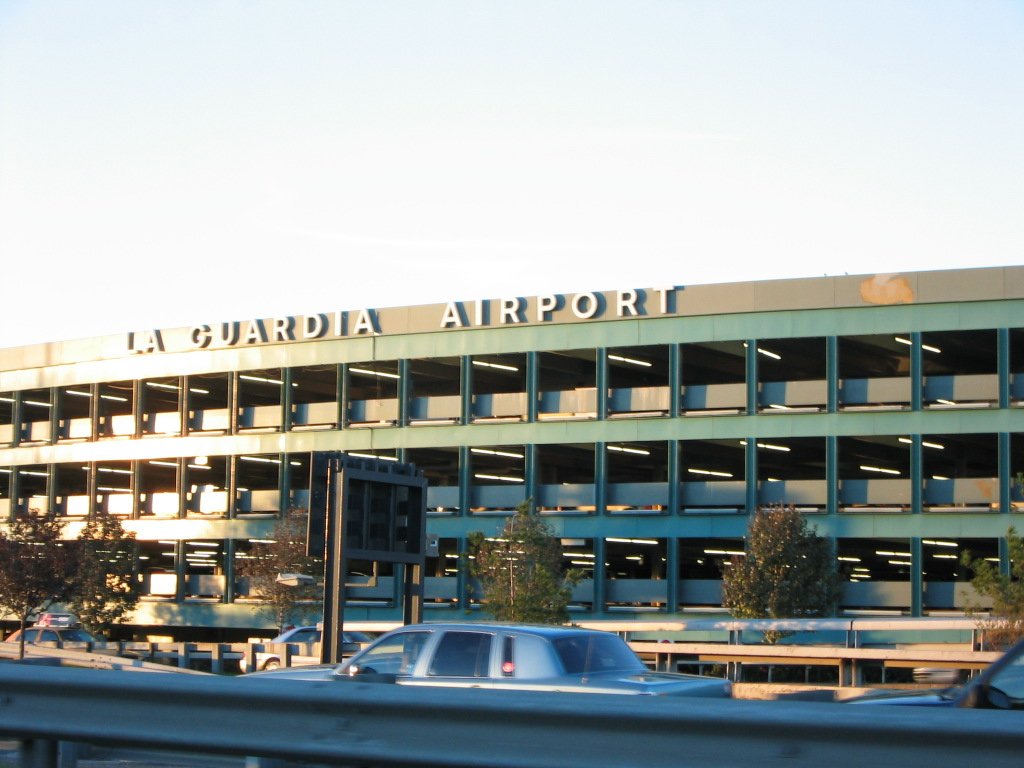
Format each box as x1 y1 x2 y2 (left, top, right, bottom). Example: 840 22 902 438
248 622 731 697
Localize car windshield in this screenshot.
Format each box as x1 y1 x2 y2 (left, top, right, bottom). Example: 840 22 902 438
59 629 95 642
552 634 646 674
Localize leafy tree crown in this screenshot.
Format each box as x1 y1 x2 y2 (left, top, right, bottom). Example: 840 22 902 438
467 500 580 624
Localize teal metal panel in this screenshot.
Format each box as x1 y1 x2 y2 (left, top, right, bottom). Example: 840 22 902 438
998 328 1010 409
911 537 923 617
744 436 757 513
911 434 922 514
999 432 1011 515
826 435 838 516
826 336 838 414
595 441 607 515
745 338 757 416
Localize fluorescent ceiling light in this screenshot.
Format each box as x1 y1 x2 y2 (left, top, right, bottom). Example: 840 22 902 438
350 367 400 379
860 465 900 476
471 448 524 458
348 452 399 461
687 468 733 478
608 354 652 368
474 473 523 483
898 437 944 449
472 360 519 372
239 374 283 385
607 538 659 545
740 440 790 452
607 445 650 455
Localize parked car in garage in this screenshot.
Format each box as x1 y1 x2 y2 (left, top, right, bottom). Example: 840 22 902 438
848 637 1024 709
247 622 732 697
240 625 375 673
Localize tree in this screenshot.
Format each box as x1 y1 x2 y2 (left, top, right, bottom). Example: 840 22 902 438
235 508 324 631
0 515 76 659
721 504 840 643
467 500 581 624
68 510 141 638
961 528 1024 649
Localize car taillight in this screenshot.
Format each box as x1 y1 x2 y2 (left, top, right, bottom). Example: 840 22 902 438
502 636 515 677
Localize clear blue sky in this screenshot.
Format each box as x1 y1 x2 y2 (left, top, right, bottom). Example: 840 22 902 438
0 1 1021 349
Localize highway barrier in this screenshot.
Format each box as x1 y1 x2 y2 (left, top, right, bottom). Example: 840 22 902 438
0 661 1022 768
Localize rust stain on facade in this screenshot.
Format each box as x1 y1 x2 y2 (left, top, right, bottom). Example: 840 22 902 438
860 274 915 305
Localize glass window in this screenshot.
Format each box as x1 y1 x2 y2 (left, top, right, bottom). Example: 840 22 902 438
553 634 644 674
349 630 431 676
428 631 492 677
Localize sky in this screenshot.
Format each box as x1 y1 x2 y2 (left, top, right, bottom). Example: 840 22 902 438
0 1 1021 350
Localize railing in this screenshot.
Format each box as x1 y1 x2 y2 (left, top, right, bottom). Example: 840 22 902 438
0 617 997 679
2 662 1024 768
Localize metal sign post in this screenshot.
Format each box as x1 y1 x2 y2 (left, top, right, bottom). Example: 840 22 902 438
308 452 428 664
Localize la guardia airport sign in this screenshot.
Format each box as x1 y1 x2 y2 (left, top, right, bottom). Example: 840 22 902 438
127 287 680 355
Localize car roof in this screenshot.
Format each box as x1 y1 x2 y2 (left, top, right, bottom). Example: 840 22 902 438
388 623 605 638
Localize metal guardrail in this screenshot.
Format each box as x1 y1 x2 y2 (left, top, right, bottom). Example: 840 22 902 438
1 663 1024 768
632 641 1001 686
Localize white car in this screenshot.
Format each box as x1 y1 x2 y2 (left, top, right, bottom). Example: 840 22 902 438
247 622 732 697
240 626 373 673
